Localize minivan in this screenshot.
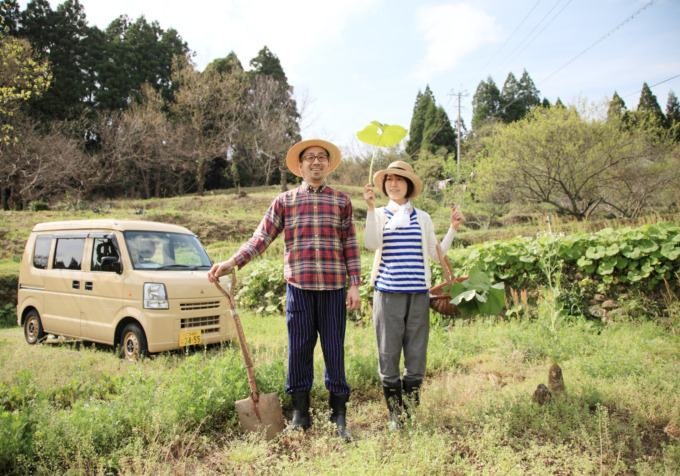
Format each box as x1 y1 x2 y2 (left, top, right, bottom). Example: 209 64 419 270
17 219 236 360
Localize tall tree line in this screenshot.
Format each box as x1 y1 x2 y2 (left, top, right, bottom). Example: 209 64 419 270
0 0 300 209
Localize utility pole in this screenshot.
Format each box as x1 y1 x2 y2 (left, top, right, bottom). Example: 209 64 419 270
449 89 468 180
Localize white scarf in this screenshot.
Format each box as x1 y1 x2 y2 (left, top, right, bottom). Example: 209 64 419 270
385 199 412 230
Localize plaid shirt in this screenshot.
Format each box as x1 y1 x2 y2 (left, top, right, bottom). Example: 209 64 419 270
232 182 361 290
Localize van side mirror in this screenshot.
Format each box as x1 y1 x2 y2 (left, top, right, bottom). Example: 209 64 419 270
101 257 122 274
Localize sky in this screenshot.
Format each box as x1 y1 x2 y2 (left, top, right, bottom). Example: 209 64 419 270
19 0 680 154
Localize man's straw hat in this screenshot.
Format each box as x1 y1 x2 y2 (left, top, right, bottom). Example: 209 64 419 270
285 138 342 177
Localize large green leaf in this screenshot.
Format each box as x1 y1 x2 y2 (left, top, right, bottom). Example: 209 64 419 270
356 121 407 147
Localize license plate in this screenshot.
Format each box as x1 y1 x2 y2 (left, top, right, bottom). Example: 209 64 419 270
179 329 201 346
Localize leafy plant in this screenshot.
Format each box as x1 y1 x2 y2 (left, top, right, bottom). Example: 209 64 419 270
356 121 407 182
445 266 505 316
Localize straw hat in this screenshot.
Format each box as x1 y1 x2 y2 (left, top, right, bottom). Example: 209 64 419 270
285 138 342 177
373 160 423 199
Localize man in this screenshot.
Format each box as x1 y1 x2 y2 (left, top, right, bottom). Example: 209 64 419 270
208 138 361 441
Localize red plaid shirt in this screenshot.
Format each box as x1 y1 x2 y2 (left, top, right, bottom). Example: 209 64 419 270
232 182 361 290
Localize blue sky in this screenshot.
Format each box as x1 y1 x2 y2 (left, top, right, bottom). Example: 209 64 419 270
24 0 680 153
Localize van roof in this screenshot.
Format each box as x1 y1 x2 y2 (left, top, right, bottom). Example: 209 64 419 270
31 219 196 235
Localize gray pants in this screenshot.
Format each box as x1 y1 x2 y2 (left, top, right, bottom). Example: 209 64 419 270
373 290 430 386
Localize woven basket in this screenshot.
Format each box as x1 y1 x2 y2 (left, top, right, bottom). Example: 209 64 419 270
429 244 467 317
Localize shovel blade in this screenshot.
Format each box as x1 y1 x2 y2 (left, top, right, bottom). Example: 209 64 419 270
235 393 285 440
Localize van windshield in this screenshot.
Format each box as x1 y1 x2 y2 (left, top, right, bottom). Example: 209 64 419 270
124 231 212 270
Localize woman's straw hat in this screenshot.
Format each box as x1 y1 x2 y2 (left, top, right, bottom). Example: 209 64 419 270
373 160 422 198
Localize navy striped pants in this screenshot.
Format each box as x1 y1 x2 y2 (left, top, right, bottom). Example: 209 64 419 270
285 284 350 395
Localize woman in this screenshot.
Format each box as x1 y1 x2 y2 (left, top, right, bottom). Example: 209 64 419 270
363 161 464 430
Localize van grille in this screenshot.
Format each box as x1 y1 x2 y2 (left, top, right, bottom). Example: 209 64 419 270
181 315 220 329
180 301 220 311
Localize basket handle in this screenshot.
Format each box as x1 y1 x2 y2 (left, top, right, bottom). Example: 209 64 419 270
435 243 454 285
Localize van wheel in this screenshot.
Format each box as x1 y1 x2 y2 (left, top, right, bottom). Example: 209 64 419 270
24 310 45 344
120 323 147 361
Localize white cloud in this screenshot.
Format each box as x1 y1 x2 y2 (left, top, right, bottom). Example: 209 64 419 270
411 3 499 81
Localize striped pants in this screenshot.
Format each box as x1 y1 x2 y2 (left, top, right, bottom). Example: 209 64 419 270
285 284 350 395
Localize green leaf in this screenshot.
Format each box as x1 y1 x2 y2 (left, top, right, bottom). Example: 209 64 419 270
660 243 680 261
356 122 407 147
585 245 605 260
597 259 615 276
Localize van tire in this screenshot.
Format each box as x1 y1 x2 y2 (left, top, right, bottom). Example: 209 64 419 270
120 323 147 361
24 310 45 344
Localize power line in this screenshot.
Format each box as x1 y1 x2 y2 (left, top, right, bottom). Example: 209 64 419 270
539 0 656 86
479 0 542 74
495 0 571 76
622 73 680 98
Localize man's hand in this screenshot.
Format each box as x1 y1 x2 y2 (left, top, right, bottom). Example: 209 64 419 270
346 285 361 311
207 259 234 283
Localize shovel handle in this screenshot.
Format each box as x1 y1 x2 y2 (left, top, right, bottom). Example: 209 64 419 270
214 270 260 404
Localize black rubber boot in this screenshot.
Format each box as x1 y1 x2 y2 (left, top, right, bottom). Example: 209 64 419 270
402 379 421 418
382 383 403 431
285 391 311 432
329 392 351 442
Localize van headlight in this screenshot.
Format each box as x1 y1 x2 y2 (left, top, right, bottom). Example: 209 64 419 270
144 282 168 309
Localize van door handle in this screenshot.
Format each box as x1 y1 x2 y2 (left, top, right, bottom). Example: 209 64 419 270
72 280 80 290
84 282 93 291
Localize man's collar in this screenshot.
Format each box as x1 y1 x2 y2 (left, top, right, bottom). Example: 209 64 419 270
301 181 327 193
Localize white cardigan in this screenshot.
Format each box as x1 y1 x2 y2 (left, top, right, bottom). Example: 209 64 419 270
364 207 456 289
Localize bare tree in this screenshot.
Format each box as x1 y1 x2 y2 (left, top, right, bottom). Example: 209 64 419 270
170 55 246 196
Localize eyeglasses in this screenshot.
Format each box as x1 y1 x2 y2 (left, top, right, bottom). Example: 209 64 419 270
301 154 329 163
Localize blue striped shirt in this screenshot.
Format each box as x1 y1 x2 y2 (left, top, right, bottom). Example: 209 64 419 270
375 209 427 293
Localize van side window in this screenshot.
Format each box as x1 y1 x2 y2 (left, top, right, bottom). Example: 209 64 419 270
33 236 52 269
53 238 85 270
92 238 120 272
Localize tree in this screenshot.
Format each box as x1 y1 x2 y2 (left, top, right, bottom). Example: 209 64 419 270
517 69 541 111
471 76 500 130
499 72 522 123
19 0 101 120
243 46 300 190
406 86 455 158
170 55 246 196
636 82 665 126
665 90 680 143
607 91 628 123
473 106 645 220
99 15 188 110
0 34 51 146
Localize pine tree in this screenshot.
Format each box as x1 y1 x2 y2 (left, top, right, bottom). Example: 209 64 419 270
665 91 680 142
518 69 541 112
406 86 435 157
607 92 628 123
471 76 500 129
500 72 522 123
637 82 665 125
407 86 455 158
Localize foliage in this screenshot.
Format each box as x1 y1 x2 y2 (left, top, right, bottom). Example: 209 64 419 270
473 104 680 220
0 33 51 146
447 222 680 299
406 85 456 158
356 120 407 182
0 302 14 327
235 258 286 315
445 266 505 316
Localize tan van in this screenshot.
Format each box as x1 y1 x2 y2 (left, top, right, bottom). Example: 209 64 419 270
17 219 235 360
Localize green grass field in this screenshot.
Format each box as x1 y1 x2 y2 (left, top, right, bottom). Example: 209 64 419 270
1 186 679 474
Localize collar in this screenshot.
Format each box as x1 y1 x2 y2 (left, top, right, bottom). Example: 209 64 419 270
301 181 327 193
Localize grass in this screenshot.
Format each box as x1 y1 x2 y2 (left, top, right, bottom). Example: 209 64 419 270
1 185 679 474
1 308 679 475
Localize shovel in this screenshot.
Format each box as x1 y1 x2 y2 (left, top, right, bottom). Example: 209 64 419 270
214 269 285 440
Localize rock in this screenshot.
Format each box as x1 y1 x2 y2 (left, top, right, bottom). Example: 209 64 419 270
601 300 618 309
533 383 552 406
